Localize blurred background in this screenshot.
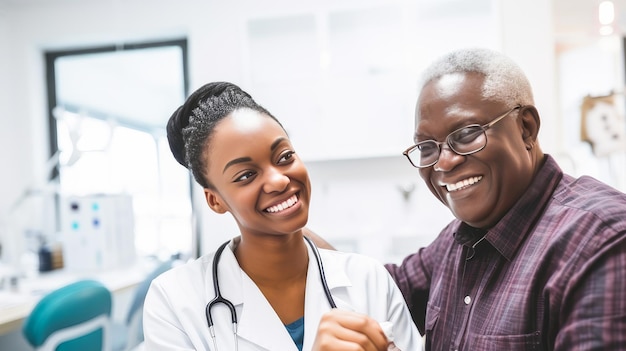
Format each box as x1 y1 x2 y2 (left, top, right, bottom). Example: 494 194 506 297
0 0 625 325
0 0 626 350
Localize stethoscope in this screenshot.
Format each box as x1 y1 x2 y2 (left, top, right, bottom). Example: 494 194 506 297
205 236 337 351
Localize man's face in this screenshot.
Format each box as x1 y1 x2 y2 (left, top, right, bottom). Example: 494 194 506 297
415 72 535 228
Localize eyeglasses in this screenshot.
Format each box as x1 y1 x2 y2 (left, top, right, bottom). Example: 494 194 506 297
403 105 523 168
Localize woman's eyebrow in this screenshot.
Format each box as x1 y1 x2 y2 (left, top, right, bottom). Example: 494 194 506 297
223 157 251 173
222 137 289 173
270 137 288 151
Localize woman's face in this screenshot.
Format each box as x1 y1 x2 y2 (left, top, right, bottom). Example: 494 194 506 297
203 109 311 237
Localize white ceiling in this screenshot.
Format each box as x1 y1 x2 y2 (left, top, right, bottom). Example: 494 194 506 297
1 0 622 48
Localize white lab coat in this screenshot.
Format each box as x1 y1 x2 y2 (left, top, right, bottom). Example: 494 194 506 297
143 238 422 350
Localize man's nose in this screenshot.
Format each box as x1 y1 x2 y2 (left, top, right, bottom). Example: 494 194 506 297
433 145 464 172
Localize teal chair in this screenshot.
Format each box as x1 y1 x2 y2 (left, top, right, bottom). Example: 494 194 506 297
111 256 179 351
23 279 112 351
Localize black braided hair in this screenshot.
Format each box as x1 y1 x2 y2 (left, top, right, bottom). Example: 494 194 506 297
166 82 284 188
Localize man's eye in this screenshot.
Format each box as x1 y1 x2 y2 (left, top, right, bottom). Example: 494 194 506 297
452 127 482 144
418 143 438 156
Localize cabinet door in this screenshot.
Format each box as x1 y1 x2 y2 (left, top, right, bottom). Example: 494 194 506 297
323 5 414 160
244 2 497 161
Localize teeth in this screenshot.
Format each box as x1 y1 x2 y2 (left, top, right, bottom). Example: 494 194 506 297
446 176 483 192
265 194 298 213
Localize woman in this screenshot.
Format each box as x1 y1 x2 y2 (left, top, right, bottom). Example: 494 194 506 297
143 82 421 350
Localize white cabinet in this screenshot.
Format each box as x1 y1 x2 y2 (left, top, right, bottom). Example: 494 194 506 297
243 1 497 161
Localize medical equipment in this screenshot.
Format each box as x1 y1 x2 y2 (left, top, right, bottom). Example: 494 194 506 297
205 236 337 351
60 194 136 272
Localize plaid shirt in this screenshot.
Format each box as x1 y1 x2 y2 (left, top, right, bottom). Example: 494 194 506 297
386 155 626 350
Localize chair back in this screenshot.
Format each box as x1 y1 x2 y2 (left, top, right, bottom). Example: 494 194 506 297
124 258 177 347
23 279 112 351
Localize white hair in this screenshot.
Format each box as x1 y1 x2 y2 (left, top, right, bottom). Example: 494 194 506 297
418 47 534 106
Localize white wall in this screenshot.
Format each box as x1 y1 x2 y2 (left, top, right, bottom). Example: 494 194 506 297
0 0 557 259
497 0 557 152
306 156 455 263
0 3 36 218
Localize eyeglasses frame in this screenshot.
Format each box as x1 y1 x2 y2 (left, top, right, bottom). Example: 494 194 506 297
403 104 524 168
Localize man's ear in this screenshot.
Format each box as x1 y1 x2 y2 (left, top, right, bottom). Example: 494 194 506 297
204 188 228 214
519 105 541 147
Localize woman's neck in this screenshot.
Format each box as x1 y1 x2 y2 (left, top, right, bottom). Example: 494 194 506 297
233 232 309 324
233 232 309 287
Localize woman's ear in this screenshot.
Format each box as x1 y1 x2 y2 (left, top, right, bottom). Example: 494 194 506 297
204 188 228 214
519 105 541 147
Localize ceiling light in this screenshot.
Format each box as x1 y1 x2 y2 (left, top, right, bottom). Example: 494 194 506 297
600 25 614 35
599 1 615 25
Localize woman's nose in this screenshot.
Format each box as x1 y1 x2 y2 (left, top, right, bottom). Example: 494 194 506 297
433 145 464 172
262 167 290 193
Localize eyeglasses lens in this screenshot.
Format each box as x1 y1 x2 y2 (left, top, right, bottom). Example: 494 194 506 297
449 126 486 153
415 142 438 167
411 127 487 167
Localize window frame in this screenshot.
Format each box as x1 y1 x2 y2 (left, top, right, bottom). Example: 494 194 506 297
44 38 199 259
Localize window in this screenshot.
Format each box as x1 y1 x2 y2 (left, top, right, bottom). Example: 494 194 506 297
46 39 193 261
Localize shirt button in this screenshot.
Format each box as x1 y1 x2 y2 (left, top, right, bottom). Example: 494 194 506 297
464 295 471 305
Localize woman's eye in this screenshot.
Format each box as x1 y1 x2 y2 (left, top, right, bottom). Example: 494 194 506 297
278 151 295 164
234 171 256 182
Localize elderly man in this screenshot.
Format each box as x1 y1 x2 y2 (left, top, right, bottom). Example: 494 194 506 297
310 48 626 351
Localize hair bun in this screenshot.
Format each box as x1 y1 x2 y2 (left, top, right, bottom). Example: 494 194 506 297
166 82 243 168
166 104 189 167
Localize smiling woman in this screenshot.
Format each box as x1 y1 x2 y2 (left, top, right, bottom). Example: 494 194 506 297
142 81 423 351
45 39 193 262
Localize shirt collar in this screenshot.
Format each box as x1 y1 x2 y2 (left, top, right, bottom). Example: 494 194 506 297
485 155 563 261
452 155 563 261
453 222 487 246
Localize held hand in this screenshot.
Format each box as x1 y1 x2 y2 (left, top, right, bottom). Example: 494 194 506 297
312 309 389 351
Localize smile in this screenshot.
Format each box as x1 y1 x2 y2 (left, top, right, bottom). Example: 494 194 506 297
445 176 483 192
264 194 298 213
